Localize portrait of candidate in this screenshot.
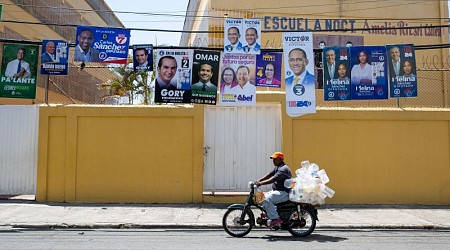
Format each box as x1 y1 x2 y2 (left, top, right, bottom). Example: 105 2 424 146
351 50 372 85
155 56 177 90
258 62 281 85
388 46 403 78
5 48 31 78
337 63 350 83
224 27 243 52
191 63 217 92
41 41 57 63
324 49 336 82
285 48 315 87
74 28 100 62
134 48 150 71
235 65 256 96
242 27 261 53
400 59 415 78
220 67 238 94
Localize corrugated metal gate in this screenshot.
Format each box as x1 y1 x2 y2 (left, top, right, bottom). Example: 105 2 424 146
0 105 39 195
203 104 282 192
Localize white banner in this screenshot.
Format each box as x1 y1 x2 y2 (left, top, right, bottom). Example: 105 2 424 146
282 32 316 117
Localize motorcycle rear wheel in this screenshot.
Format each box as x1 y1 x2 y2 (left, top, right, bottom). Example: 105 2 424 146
222 208 253 237
287 208 316 237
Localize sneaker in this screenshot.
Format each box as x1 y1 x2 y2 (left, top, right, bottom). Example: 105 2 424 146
269 218 283 228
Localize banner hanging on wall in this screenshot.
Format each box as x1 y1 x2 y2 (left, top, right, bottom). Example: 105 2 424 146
191 50 220 105
386 44 417 98
282 32 316 117
323 47 351 101
255 52 282 88
74 26 130 64
40 40 69 75
0 43 39 99
350 46 388 100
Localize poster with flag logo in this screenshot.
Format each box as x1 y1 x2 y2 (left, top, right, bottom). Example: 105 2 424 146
74 26 130 64
282 32 316 117
0 43 39 99
386 44 417 98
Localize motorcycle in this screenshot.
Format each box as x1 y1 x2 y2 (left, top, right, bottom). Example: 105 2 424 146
222 181 318 237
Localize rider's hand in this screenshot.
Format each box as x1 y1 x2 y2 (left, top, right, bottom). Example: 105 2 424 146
255 181 261 186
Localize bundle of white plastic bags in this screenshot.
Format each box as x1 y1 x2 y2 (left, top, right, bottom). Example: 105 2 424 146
284 160 335 205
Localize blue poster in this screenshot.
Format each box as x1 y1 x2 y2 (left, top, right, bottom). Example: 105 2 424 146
323 47 351 101
40 40 69 75
255 52 282 88
350 46 388 100
74 26 130 64
386 44 417 98
133 44 153 72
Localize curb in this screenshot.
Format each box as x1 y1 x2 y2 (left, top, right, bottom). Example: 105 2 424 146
4 224 450 230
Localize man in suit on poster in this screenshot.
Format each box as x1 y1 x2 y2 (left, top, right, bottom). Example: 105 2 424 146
285 48 315 96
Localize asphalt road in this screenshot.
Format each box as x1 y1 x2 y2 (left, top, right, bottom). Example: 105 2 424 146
1 227 449 249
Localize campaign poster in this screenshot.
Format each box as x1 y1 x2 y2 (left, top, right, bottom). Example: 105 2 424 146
0 43 39 99
242 19 261 55
224 18 244 54
133 44 153 72
154 49 193 104
191 50 220 105
40 40 69 75
219 53 256 106
255 52 282 88
323 47 351 101
282 32 316 117
74 26 130 64
386 44 417 98
350 46 388 100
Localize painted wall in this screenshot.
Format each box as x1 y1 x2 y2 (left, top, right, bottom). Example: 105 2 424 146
36 105 204 203
37 95 450 204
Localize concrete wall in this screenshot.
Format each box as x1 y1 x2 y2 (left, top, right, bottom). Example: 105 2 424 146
37 95 450 204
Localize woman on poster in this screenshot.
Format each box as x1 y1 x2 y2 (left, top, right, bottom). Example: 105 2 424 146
351 50 372 85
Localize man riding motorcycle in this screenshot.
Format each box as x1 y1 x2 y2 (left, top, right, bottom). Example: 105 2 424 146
255 152 292 228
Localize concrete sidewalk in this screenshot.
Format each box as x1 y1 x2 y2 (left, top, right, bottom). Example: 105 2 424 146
1 198 449 229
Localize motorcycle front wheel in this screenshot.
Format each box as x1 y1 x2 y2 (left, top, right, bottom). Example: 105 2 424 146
287 208 316 237
222 208 253 237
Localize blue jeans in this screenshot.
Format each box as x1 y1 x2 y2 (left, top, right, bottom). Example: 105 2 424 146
262 190 289 219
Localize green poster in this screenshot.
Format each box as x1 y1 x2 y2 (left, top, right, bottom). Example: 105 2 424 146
0 43 39 99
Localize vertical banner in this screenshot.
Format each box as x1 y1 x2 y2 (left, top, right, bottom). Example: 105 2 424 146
219 54 256 106
224 18 243 53
323 47 351 101
256 52 282 88
242 19 261 55
0 43 39 99
350 46 388 100
386 44 417 98
191 50 220 105
74 26 130 63
154 49 192 104
133 44 153 72
40 40 69 75
282 32 316 117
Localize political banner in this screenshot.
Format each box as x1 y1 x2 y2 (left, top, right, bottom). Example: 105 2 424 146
0 43 39 99
386 44 417 98
224 18 244 54
154 49 192 104
255 52 282 88
242 19 261 55
323 47 351 101
282 32 316 117
350 46 388 100
133 44 153 72
219 53 256 106
74 26 130 64
40 40 69 75
191 50 220 105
